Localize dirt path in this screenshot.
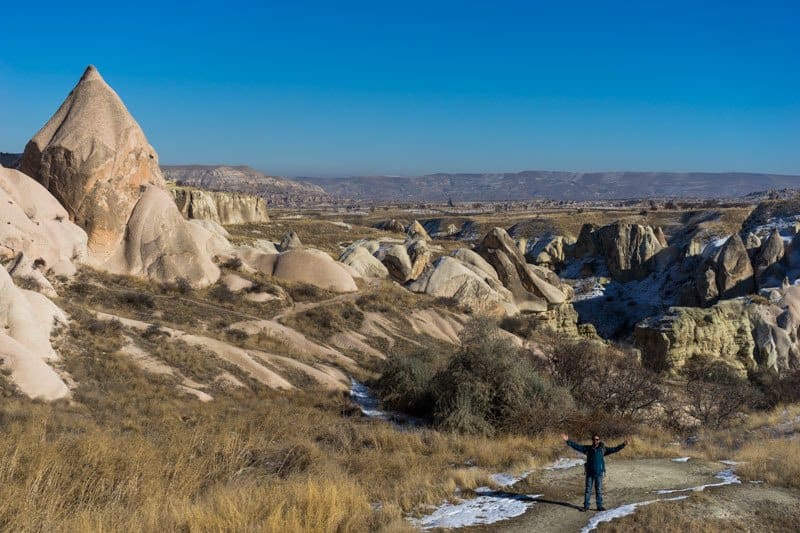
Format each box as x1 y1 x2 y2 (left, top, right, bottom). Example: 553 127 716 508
460 458 784 533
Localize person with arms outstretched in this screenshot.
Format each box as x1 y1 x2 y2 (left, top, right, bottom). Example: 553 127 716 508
561 433 628 511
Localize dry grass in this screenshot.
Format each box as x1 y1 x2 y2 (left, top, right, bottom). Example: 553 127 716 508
735 439 800 489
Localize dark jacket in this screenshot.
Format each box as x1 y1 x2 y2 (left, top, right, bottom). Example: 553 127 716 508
566 440 626 476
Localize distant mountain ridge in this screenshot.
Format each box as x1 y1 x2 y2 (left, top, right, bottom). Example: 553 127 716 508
298 171 800 202
161 165 329 206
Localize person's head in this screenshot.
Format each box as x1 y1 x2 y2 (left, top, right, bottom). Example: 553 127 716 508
592 434 601 446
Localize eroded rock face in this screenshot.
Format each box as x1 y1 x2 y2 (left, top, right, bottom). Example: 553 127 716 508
382 244 414 282
573 223 599 258
595 222 666 281
715 233 755 299
172 187 269 225
20 66 163 261
0 167 88 279
635 287 800 375
0 268 70 400
753 229 785 287
479 228 571 312
409 256 518 316
407 220 431 241
279 231 303 252
526 235 573 271
104 186 221 287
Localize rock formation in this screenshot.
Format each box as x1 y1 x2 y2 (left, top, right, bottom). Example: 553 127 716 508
753 228 785 287
172 186 269 225
635 287 800 375
0 268 70 400
594 222 666 281
0 166 88 283
714 233 755 299
407 220 431 241
479 228 571 312
20 66 164 261
272 249 357 292
339 244 389 279
278 231 303 252
382 244 414 282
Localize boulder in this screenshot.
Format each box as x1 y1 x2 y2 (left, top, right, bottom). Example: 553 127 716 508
0 268 70 400
409 256 518 316
172 187 269 225
451 248 498 281
407 220 431 241
715 233 755 299
339 246 389 279
20 66 164 262
573 223 598 258
407 239 431 281
594 222 666 281
103 186 221 287
744 232 762 256
272 248 357 292
479 228 571 311
0 166 88 278
526 235 573 270
235 246 279 275
382 244 414 282
753 228 785 287
278 231 302 251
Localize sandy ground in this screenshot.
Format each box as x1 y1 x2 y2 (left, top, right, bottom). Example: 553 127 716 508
460 458 800 533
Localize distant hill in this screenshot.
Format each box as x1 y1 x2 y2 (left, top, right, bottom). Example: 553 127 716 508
298 171 800 202
161 165 330 206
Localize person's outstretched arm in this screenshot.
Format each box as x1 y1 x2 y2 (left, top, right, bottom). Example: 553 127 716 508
561 433 588 454
604 439 629 456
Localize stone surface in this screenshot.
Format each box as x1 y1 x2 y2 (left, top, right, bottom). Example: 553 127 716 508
172 186 269 225
382 244 414 282
714 233 755 299
0 166 88 278
407 220 431 240
753 228 785 287
0 268 70 400
20 66 164 262
278 231 303 251
409 256 518 316
339 245 389 279
594 222 666 281
407 239 431 281
103 186 221 287
272 248 357 292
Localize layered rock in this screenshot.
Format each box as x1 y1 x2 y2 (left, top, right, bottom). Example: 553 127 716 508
635 287 800 375
172 186 269 225
20 66 164 261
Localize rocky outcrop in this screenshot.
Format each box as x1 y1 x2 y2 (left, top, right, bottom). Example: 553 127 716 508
753 229 785 287
0 167 88 282
382 244 414 282
172 187 269 225
407 220 431 240
278 232 303 252
20 66 164 261
479 228 571 312
103 187 222 286
525 235 573 271
374 219 407 233
409 256 518 316
272 249 357 292
635 287 800 375
573 223 599 258
714 234 755 299
407 239 431 281
339 244 389 279
594 222 667 281
0 268 70 400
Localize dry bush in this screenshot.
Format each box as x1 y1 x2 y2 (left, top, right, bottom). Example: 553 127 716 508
683 360 762 429
735 439 800 489
284 302 364 339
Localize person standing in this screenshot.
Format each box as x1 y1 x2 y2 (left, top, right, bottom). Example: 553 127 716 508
561 433 628 511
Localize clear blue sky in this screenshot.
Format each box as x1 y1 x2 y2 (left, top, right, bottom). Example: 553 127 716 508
1 0 798 177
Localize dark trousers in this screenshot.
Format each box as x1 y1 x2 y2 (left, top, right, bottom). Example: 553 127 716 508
584 473 603 509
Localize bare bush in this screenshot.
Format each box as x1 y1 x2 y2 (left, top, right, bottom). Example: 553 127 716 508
683 361 762 429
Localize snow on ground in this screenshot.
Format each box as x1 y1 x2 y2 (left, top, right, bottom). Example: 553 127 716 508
655 467 741 495
671 457 691 463
408 489 544 530
580 496 689 533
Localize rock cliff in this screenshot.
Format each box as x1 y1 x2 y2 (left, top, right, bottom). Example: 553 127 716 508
171 186 269 225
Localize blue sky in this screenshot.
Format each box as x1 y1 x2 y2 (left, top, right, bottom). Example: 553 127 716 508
1 0 798 177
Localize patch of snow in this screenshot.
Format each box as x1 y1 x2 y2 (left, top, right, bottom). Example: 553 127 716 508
671 457 691 463
749 480 764 484
655 469 741 495
409 489 543 530
491 472 529 488
719 460 741 466
545 457 586 470
702 236 730 257
580 496 689 532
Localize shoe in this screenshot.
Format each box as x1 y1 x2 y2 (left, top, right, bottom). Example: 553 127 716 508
580 506 588 512
597 507 606 511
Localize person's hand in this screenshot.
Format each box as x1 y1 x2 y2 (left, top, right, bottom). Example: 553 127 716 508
624 438 629 446
561 433 569 442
